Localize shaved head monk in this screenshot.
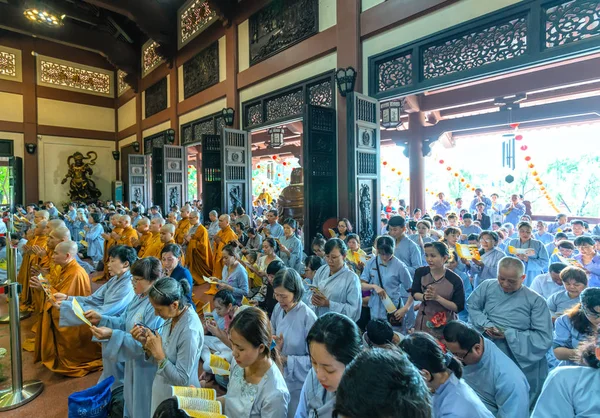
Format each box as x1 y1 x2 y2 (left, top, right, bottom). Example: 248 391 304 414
174 205 192 245
139 217 165 258
18 220 49 310
185 210 213 284
116 215 137 247
212 214 237 280
32 241 102 376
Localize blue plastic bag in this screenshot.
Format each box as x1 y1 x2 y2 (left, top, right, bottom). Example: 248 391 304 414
68 376 115 418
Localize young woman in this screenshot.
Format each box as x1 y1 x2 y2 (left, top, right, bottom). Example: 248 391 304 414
345 233 368 275
131 277 203 415
234 222 249 247
216 244 249 305
442 227 469 279
400 332 493 418
554 287 600 367
271 269 318 417
574 236 600 287
505 221 549 287
223 307 290 417
278 218 304 274
333 218 352 242
295 312 362 418
547 267 588 319
409 220 436 255
244 227 263 252
311 234 327 262
310 239 362 322
411 242 465 336
160 243 193 305
469 231 505 287
532 329 600 417
89 257 164 418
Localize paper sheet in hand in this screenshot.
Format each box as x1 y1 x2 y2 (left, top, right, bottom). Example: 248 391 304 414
382 294 397 314
209 354 230 376
182 409 227 418
203 276 220 285
72 298 92 326
508 246 535 256
201 302 212 317
455 244 481 261
171 386 216 400
242 296 251 306
39 274 56 303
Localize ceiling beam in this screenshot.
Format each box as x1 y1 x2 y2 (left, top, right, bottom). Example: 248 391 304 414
0 3 139 79
82 0 176 57
206 0 237 26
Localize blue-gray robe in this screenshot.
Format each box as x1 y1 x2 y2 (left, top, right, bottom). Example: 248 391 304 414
553 314 589 367
391 235 423 276
546 290 579 318
85 223 105 264
225 361 290 418
433 372 494 418
470 247 505 287
467 280 552 406
100 294 164 418
0 246 23 283
150 306 203 415
294 368 336 418
222 263 249 304
311 264 361 321
279 234 304 274
459 338 530 418
59 271 136 388
271 302 317 418
505 238 549 287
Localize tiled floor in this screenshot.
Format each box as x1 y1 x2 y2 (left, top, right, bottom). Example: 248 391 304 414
0 273 214 417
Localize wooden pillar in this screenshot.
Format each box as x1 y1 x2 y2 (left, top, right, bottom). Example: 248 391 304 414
135 82 143 151
225 24 239 129
336 0 361 219
169 65 179 144
22 39 39 203
408 112 425 212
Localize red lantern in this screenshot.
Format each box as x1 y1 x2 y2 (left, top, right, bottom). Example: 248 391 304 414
277 173 281 177
520 145 528 151
272 155 277 160
454 173 459 177
446 167 452 171
383 161 388 166
510 123 520 129
460 178 465 183
282 162 287 166
439 159 444 164
257 164 261 169
515 135 523 141
529 163 535 169
524 156 531 161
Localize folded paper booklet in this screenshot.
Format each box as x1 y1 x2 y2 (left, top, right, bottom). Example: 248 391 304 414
328 228 336 238
80 240 89 248
176 396 224 416
38 274 55 303
557 255 583 268
455 244 481 261
201 302 212 317
203 276 220 285
182 409 227 418
209 354 231 376
382 294 397 314
507 246 536 256
241 296 251 306
171 386 216 400
79 231 86 237
72 298 92 326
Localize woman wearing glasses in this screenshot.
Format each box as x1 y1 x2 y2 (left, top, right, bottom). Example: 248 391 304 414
573 236 600 287
468 231 505 288
310 239 362 322
132 276 203 415
89 257 164 418
553 287 600 367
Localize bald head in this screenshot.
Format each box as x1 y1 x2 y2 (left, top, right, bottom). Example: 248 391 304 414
55 241 77 257
138 217 150 226
35 210 49 221
52 226 71 240
48 219 66 230
120 215 131 227
161 224 175 234
218 214 230 230
189 210 199 224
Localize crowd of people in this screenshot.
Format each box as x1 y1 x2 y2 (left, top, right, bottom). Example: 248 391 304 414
5 190 600 418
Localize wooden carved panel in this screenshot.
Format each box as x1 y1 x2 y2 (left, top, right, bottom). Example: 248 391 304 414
145 77 168 118
183 41 219 99
249 0 319 66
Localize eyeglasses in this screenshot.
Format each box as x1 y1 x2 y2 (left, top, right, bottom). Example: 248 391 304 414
455 340 478 362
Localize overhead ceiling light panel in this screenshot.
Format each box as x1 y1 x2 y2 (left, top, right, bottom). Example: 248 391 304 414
23 3 65 27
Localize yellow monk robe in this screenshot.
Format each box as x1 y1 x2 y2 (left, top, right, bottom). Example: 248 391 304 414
18 235 48 310
256 191 272 205
174 218 191 245
185 224 213 285
212 225 237 281
137 231 153 257
101 227 123 280
117 225 138 247
34 260 102 377
141 233 164 259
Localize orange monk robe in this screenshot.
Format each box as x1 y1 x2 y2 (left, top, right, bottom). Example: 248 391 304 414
18 235 48 310
174 218 191 245
144 238 185 265
102 227 123 280
34 260 102 377
141 233 164 259
117 225 138 247
137 231 153 257
185 224 213 285
212 226 237 280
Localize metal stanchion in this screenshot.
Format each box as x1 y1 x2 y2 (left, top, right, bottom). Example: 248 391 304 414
0 245 43 410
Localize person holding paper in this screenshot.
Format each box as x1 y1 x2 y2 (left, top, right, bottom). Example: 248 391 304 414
101 214 123 280
131 277 203 415
311 239 362 322
469 231 505 287
411 242 465 336
32 241 102 376
271 269 317 417
184 210 213 285
224 307 290 417
467 257 553 406
400 332 493 418
201 290 236 382
360 236 412 328
442 321 530 418
174 205 192 245
216 244 249 305
88 257 164 418
505 221 549 287
139 216 165 258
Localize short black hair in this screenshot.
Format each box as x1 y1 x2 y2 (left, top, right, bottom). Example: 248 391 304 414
467 233 479 241
161 243 182 258
462 213 473 220
324 238 347 257
388 215 406 228
266 259 285 276
304 255 324 271
214 289 236 306
574 236 595 247
549 262 568 274
89 212 102 224
272 268 304 302
442 320 482 351
307 312 362 366
108 245 137 267
366 319 394 346
334 348 432 418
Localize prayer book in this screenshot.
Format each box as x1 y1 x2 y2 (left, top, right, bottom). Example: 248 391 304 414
175 396 224 416
507 246 536 256
382 294 397 314
72 298 92 326
38 274 55 303
455 244 481 261
171 387 216 400
241 296 251 306
209 354 230 376
203 276 220 285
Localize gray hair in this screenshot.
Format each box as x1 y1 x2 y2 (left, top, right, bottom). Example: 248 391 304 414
498 257 525 277
209 210 218 217
149 277 189 307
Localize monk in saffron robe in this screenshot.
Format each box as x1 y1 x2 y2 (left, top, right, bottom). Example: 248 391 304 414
115 215 137 247
139 217 164 258
134 217 152 254
185 210 212 284
101 215 123 281
174 205 192 245
145 224 186 265
18 219 49 311
212 214 237 282
32 241 102 377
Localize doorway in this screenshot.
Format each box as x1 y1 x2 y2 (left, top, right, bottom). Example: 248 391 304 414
186 144 202 204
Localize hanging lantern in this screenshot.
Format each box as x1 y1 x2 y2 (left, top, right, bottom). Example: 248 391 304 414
510 123 520 129
286 177 290 181
406 177 410 181
272 155 278 160
439 159 444 164
446 166 452 171
381 193 385 197
397 172 401 176
460 178 465 183
505 175 515 183
466 184 471 188
529 163 535 169
383 161 388 166
268 127 285 149
532 170 538 176
454 173 459 177
335 67 357 97
535 177 540 181
380 100 403 130
426 188 429 192
257 164 261 169
540 186 545 191
282 162 287 166
515 135 523 141
520 145 528 151
277 173 281 177
391 168 396 172
524 156 531 161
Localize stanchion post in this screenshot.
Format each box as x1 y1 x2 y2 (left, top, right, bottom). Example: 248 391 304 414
0 247 44 410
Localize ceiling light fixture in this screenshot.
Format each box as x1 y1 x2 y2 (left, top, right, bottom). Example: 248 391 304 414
23 4 65 27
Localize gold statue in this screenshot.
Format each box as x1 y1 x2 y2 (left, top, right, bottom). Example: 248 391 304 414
61 151 102 202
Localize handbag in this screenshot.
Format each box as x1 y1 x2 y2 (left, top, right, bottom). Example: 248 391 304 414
68 376 115 418
374 259 403 327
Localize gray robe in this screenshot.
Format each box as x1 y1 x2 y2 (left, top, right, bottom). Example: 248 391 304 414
311 264 361 321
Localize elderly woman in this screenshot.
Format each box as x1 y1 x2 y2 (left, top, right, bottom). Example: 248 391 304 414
573 236 600 287
547 267 588 320
271 269 317 417
505 222 549 287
